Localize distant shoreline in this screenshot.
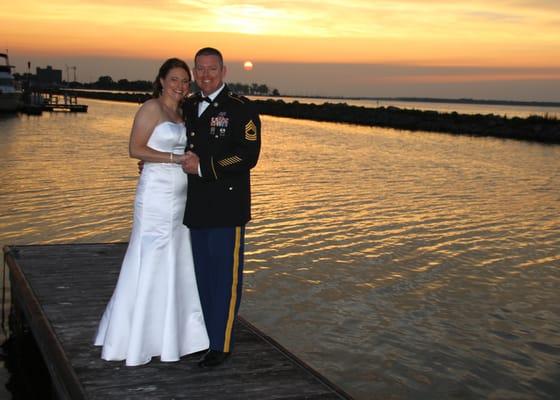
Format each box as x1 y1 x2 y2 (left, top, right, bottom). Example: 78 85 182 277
61 89 560 145
278 95 560 109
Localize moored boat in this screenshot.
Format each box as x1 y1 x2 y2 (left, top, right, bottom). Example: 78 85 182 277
0 53 22 112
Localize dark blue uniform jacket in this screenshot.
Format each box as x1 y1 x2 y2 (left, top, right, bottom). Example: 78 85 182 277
182 85 261 228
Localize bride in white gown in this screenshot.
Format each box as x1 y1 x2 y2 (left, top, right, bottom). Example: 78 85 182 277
94 58 209 366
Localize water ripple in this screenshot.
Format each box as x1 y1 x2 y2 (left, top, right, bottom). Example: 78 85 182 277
1 103 559 399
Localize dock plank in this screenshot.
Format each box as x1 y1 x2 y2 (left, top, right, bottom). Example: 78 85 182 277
4 244 350 400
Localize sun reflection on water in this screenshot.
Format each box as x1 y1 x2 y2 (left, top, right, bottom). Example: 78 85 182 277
1 101 559 399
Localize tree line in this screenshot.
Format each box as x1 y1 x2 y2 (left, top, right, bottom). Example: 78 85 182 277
69 76 280 96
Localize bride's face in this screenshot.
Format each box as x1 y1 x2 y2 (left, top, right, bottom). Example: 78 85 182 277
160 67 190 102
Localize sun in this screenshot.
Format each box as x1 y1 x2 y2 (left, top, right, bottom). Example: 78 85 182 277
243 61 253 71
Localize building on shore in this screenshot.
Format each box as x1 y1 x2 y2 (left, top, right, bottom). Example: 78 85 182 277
36 66 62 88
14 65 63 90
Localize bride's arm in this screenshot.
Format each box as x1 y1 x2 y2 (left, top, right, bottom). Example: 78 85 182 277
129 100 186 164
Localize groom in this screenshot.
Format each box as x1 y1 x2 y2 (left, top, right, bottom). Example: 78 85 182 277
181 47 261 367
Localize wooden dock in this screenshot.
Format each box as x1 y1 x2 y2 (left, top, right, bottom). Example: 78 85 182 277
20 92 88 114
3 243 351 400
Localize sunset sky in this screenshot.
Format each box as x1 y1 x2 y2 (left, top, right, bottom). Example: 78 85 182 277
3 0 560 100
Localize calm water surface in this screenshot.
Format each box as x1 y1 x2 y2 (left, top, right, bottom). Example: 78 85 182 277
1 99 559 399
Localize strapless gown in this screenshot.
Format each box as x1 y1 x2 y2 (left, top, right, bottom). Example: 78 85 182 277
94 121 209 366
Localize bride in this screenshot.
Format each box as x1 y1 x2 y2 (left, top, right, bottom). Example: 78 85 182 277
94 58 209 366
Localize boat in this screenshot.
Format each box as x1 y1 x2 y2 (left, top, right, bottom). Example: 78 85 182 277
0 53 22 112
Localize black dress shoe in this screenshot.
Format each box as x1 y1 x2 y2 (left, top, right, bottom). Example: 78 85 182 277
198 350 230 368
187 348 209 358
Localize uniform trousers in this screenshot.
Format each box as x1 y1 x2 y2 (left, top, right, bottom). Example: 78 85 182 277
190 226 245 352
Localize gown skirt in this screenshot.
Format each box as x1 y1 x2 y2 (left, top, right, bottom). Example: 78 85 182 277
94 122 209 366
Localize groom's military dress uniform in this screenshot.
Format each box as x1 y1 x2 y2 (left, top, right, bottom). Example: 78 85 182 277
182 84 261 353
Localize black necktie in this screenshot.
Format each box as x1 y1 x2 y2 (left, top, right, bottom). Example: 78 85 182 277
201 96 212 103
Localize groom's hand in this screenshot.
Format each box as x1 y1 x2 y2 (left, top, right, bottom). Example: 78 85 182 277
182 151 200 175
137 160 144 174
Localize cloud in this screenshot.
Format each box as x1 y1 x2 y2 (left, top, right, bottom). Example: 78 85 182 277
463 10 524 22
3 0 560 93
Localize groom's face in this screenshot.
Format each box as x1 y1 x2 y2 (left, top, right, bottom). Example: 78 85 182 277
194 54 226 96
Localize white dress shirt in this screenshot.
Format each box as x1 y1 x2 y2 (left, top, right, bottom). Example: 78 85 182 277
198 84 225 117
195 84 225 176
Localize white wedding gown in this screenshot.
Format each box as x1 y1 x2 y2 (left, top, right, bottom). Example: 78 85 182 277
94 121 209 366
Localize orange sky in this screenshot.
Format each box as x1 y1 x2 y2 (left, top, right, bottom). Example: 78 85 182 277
3 0 560 100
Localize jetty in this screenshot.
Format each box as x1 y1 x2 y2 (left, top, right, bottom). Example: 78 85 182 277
253 99 560 145
61 89 560 144
20 92 88 115
2 243 350 400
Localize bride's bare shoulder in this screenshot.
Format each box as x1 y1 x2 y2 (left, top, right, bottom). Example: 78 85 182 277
135 99 163 120
138 98 161 113
131 99 163 131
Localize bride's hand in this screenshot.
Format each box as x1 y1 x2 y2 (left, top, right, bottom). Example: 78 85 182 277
174 154 187 164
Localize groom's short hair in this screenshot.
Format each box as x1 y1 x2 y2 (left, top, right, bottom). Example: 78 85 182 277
195 47 224 67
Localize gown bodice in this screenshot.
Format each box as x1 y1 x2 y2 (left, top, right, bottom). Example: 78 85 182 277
147 121 186 154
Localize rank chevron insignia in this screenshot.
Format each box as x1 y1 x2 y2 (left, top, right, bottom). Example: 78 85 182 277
245 120 257 141
218 156 243 167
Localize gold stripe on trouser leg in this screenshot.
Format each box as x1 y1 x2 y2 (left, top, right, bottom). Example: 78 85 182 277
223 226 241 352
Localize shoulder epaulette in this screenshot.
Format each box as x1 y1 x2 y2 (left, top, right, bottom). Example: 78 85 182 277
183 93 199 104
227 91 248 104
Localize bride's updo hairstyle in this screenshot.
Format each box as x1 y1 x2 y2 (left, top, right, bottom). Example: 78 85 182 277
152 58 191 98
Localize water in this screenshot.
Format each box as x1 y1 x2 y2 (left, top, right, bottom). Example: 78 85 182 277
1 99 559 399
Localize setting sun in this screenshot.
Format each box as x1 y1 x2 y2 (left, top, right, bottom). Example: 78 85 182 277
1 0 559 100
243 61 253 71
